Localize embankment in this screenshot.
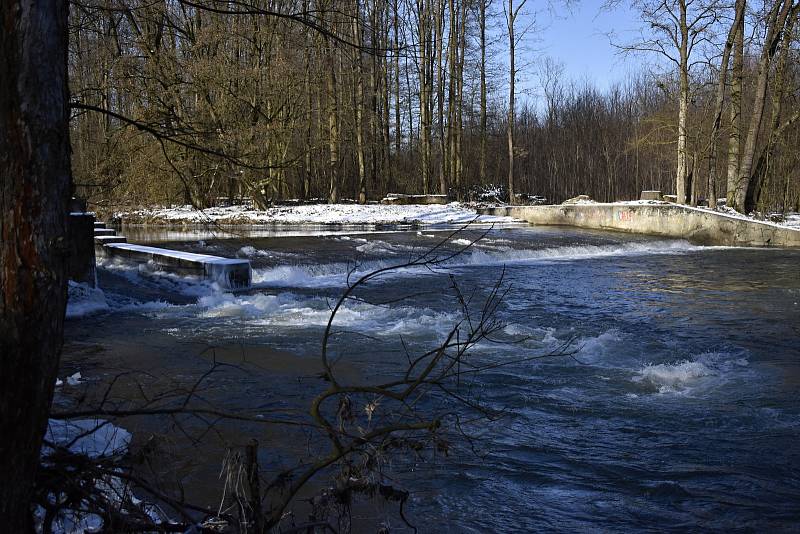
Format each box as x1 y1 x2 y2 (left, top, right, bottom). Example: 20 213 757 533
479 202 800 247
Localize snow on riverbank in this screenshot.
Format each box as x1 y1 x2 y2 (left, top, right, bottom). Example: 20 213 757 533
114 202 519 226
37 418 166 533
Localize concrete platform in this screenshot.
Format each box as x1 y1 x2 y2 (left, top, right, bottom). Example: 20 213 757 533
102 243 251 288
479 202 800 248
94 235 127 245
94 221 106 229
94 228 117 237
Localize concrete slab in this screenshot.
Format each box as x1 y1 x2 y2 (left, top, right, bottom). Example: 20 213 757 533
94 221 106 229
94 235 127 245
102 243 251 288
640 191 662 201
479 203 800 248
94 228 116 237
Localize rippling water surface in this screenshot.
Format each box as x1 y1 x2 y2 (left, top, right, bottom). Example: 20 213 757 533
66 225 800 531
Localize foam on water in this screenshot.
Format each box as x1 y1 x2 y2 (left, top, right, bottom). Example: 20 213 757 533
66 282 110 318
633 352 750 394
195 291 460 338
636 360 714 393
455 240 703 267
251 258 434 288
503 324 559 344
355 239 420 255
251 240 705 290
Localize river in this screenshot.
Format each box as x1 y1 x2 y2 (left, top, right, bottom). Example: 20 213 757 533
62 224 800 531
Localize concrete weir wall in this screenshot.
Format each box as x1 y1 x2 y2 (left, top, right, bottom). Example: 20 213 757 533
479 203 800 248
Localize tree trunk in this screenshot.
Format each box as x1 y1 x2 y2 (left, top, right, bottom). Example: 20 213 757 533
744 4 798 213
435 0 447 195
327 45 340 203
733 0 792 212
725 0 745 206
0 0 72 528
706 0 746 209
506 0 516 203
675 0 689 205
417 0 431 194
479 0 488 186
352 6 367 204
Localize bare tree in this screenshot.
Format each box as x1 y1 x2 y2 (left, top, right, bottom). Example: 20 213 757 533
505 0 528 203
733 0 795 212
706 0 747 208
725 0 745 207
611 0 720 204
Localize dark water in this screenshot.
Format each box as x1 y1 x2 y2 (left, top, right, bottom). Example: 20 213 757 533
64 225 800 531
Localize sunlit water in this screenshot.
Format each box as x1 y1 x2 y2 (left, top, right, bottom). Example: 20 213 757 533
64 225 800 531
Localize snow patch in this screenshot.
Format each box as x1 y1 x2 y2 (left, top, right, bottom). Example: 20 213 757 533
45 419 131 459
116 202 519 226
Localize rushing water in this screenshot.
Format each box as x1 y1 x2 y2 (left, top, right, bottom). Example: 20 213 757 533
64 225 800 531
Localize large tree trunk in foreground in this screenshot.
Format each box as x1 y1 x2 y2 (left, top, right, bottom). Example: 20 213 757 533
0 0 72 528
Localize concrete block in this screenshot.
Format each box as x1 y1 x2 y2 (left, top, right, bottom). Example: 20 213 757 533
640 190 662 201
103 243 252 289
68 213 96 286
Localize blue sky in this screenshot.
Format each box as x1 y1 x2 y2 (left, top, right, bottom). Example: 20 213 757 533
514 1 651 101
540 3 643 86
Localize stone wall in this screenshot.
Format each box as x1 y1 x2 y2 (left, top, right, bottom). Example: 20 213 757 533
479 203 800 248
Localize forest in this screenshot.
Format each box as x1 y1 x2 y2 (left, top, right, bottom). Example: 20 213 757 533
68 0 800 214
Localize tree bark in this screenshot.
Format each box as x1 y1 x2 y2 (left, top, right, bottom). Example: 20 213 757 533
479 0 488 186
725 0 745 206
506 0 517 203
352 4 367 204
733 0 793 212
706 0 746 209
0 0 72 528
417 0 432 194
675 0 689 205
744 3 798 213
327 44 340 203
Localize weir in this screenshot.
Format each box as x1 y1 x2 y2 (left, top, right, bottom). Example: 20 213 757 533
94 224 251 288
479 202 800 248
